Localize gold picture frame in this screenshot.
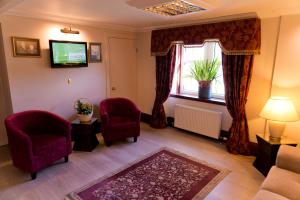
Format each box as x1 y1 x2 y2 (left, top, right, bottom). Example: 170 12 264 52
89 42 101 63
12 37 41 57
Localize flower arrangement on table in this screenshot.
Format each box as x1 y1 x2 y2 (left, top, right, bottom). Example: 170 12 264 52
74 99 93 122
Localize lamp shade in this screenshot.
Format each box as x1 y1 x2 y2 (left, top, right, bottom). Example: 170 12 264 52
260 97 299 122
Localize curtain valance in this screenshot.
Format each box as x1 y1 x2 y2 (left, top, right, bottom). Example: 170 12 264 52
151 18 261 56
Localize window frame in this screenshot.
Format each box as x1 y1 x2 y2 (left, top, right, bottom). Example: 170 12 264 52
170 93 226 106
171 43 225 102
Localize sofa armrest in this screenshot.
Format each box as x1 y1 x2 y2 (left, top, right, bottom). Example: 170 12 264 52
276 145 300 174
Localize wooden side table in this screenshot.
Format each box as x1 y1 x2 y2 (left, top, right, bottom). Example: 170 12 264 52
253 134 297 176
71 118 100 152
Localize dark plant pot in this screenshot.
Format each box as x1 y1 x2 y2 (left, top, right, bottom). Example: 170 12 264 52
198 81 212 99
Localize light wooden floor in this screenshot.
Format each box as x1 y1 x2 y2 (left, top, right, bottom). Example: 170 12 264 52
0 123 264 200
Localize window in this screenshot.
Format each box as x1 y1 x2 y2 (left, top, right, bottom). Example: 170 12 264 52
171 42 225 100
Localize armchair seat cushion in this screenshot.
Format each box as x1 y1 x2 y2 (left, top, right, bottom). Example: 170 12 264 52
30 134 67 157
109 117 137 129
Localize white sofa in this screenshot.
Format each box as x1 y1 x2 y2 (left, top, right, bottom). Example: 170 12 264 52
253 145 300 200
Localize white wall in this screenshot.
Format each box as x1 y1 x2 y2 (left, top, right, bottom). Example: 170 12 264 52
246 17 280 141
136 17 279 142
0 15 136 145
271 14 300 142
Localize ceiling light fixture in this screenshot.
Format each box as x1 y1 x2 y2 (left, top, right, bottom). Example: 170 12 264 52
60 27 80 34
143 0 205 16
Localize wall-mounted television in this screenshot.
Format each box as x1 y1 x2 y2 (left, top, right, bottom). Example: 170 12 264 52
49 40 88 68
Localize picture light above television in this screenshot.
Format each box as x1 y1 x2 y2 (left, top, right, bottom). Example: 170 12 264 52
49 40 88 68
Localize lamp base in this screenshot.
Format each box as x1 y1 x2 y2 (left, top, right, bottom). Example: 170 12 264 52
269 120 286 140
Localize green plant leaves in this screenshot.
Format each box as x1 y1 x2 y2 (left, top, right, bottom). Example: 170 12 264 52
188 58 220 81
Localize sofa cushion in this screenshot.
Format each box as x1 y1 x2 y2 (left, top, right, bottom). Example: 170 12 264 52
276 145 300 174
261 166 300 200
30 134 66 156
253 189 289 200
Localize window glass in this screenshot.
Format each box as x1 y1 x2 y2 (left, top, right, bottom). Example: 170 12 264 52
172 42 224 99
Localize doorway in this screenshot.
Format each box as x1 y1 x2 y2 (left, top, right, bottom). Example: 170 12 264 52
108 38 137 103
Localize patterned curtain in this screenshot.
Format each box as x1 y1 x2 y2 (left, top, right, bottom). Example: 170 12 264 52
222 53 254 155
150 45 177 128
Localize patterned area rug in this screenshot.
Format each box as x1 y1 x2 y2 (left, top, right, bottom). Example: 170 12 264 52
66 148 230 200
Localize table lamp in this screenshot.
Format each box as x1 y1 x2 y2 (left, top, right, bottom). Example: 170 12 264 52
260 97 299 140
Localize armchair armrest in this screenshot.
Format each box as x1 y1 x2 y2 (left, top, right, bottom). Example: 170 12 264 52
133 110 141 121
100 109 110 125
46 112 71 138
276 145 300 174
43 112 72 154
131 103 141 114
5 123 34 162
126 102 141 121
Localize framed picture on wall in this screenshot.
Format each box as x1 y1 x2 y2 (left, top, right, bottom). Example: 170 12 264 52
12 37 41 57
89 42 101 63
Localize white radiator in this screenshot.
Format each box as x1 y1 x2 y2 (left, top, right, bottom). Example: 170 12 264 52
174 104 222 139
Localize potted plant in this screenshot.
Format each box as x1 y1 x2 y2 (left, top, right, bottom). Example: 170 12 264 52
188 58 221 99
74 98 93 123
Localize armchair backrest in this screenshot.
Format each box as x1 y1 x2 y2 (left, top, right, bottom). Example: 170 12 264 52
5 110 62 135
100 98 139 118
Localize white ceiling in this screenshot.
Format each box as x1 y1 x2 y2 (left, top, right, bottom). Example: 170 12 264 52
4 0 300 31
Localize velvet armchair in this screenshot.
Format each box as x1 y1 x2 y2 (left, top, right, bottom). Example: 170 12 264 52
4 110 72 180
100 98 141 146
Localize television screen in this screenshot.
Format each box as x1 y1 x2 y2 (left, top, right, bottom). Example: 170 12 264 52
49 40 88 68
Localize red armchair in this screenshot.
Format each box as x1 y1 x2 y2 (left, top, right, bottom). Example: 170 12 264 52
100 98 141 146
4 110 72 180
